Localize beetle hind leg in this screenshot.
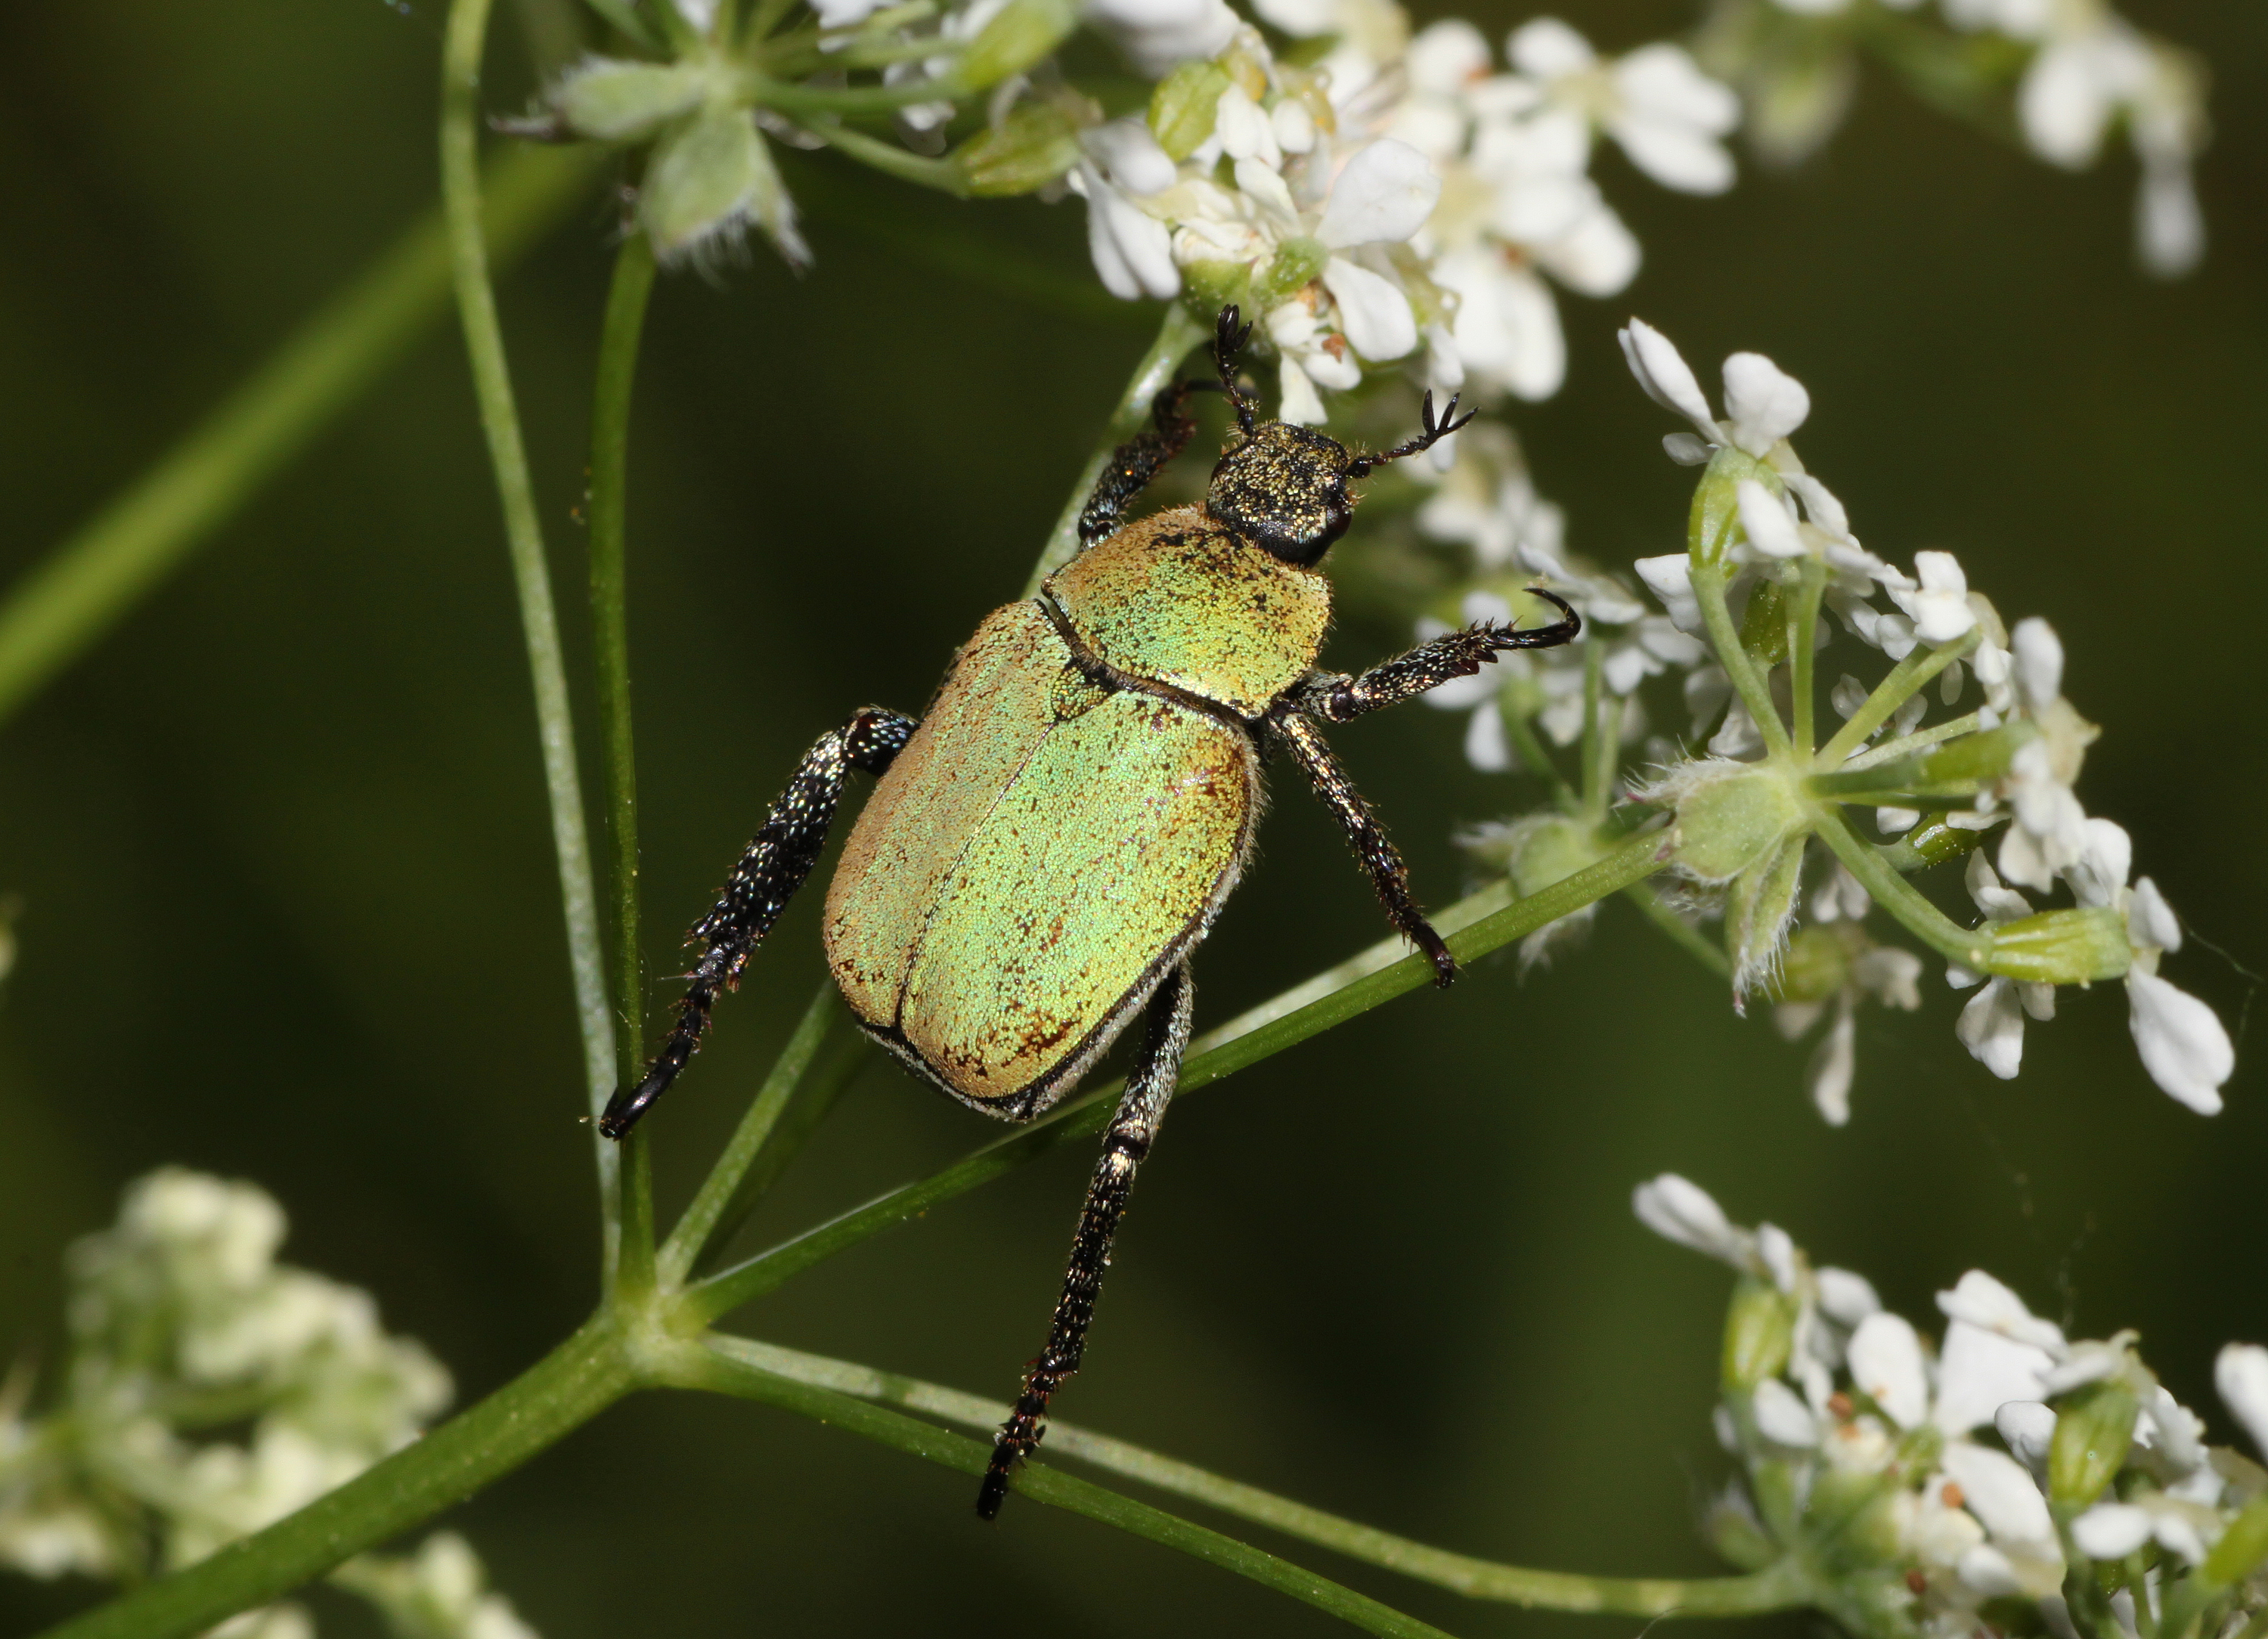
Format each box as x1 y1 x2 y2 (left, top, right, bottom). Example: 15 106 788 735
977 960 1194 1520
597 706 916 1141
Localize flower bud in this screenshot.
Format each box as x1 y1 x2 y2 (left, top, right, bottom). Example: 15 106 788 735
1723 1275 1796 1392
2049 1380 2139 1509
550 57 708 141
1726 834 1805 1002
953 101 1085 194
1985 907 2131 985
1665 766 1804 882
640 107 808 265
1148 60 1230 159
955 0 1077 91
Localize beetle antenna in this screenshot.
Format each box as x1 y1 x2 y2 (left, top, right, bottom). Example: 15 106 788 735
1213 304 1256 436
1347 389 1476 479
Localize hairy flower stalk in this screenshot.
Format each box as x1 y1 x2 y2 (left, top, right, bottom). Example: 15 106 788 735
1401 318 2232 1123
1635 1175 2268 1639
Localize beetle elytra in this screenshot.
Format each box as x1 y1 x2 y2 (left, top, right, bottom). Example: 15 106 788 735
598 308 1579 1518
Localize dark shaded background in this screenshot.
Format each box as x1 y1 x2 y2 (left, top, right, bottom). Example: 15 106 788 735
1 0 2262 1632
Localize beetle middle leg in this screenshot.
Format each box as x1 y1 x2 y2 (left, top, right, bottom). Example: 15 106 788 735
977 959 1194 1520
598 706 916 1140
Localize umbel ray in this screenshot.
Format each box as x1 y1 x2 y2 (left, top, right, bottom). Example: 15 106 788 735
600 306 1580 1519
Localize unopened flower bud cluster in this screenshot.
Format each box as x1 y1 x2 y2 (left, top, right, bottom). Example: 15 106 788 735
1638 1174 2268 1639
0 1169 535 1639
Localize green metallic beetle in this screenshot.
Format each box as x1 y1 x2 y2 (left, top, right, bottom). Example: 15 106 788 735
598 308 1579 1517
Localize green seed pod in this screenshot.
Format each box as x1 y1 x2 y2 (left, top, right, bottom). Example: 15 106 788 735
1723 1275 1796 1392
2050 1380 2140 1509
1251 235 1327 310
955 0 1077 92
1987 907 2131 985
1876 811 1988 872
1688 445 1774 569
954 101 1084 195
2202 1493 2268 1585
1149 60 1231 159
550 57 708 141
1740 579 1789 667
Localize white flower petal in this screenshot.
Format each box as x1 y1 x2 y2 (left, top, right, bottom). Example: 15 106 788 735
1618 320 1722 441
2066 817 2133 909
1277 356 1327 426
1634 553 1703 633
1806 1000 1856 1126
1721 353 1811 455
2126 971 2232 1114
1085 116 1177 194
1613 43 1740 133
1943 1441 2056 1548
2011 616 2063 709
1935 1320 2056 1435
1848 1311 1930 1429
1754 1378 1822 1447
2127 875 2181 953
2072 1504 2152 1561
1321 258 1418 361
1664 432 1712 466
1609 114 1734 194
2216 1343 2268 1461
1817 1267 1882 1326
1957 979 2026 1079
1315 139 1441 248
1737 479 1805 559
1631 1173 1751 1266
1937 1270 2066 1352
2019 39 2111 169
1995 1401 2057 1477
1532 202 1641 297
1507 16 1596 78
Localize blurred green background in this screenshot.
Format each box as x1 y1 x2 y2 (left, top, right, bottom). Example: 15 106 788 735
1 0 2262 1632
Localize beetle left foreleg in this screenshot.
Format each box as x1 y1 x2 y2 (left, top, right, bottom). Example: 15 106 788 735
1290 589 1582 723
1275 713 1457 987
977 960 1194 1520
597 706 916 1141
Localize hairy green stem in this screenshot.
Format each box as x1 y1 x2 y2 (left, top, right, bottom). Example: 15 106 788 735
440 0 620 1249
590 230 662 1300
36 1320 635 1639
682 827 1670 1325
1625 881 1730 976
800 116 970 192
1578 637 1607 816
0 144 597 731
705 1334 1809 1616
674 1340 1464 1639
1836 708 1987 773
1022 303 1211 596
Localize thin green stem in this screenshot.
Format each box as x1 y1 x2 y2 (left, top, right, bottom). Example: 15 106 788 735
671 1340 1464 1639
1498 690 1578 813
682 827 1669 1325
751 73 962 115
1625 881 1730 976
36 1319 636 1639
1577 637 1606 816
1816 632 1976 765
1788 559 1825 756
589 230 661 1301
442 0 620 1245
1835 708 1986 773
0 144 597 731
1691 564 1795 761
705 1333 1809 1616
1811 805 1990 968
799 116 969 192
1022 303 1210 596
658 980 856 1286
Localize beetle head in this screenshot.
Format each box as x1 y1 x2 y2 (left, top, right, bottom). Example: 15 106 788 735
1205 421 1357 566
1201 305 1475 567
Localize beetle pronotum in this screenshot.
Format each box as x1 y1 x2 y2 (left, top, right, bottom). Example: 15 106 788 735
600 307 1579 1517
